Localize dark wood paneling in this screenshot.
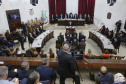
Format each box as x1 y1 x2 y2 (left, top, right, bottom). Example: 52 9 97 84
6 9 21 32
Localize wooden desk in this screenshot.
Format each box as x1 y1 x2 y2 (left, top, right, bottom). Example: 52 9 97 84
32 30 54 52
84 59 118 69
89 31 114 53
65 26 75 34
58 19 85 26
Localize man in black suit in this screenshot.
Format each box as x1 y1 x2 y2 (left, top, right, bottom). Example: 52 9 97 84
113 38 119 48
57 44 80 84
28 33 34 44
107 31 113 39
87 14 92 25
5 63 17 79
39 26 43 33
18 31 25 50
51 14 55 24
115 20 121 34
69 14 74 19
32 31 37 38
74 14 78 19
17 61 33 80
36 28 40 36
55 14 59 23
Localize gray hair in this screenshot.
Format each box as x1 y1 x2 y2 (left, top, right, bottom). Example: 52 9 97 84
0 66 8 78
42 59 47 65
21 61 29 70
28 71 39 84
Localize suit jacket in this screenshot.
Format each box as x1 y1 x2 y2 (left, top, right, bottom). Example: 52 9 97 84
66 36 71 39
18 34 24 42
57 50 76 78
8 71 17 79
51 16 55 21
74 16 78 19
56 40 62 44
79 42 86 45
39 28 43 33
69 16 74 19
107 34 113 39
36 66 56 84
32 33 37 38
96 72 114 84
78 16 83 19
17 70 33 80
28 36 34 43
36 30 40 36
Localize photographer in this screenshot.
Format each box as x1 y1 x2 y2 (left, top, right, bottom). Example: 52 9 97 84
57 44 80 84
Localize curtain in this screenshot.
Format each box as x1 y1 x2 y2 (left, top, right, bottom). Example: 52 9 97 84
48 0 55 23
66 0 78 14
87 0 95 23
56 0 66 15
78 0 87 15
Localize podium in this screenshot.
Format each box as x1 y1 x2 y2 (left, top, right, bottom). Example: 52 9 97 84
65 26 75 34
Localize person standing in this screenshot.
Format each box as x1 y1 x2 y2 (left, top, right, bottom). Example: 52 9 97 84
57 44 80 84
115 20 122 34
18 31 25 50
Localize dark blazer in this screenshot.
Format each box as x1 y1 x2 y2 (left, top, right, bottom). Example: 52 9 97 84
96 72 114 84
57 50 76 78
39 28 43 33
74 15 78 19
36 66 56 84
66 36 71 39
32 33 37 38
17 70 33 80
36 30 40 36
18 34 24 42
56 40 62 44
28 36 34 43
8 71 17 79
107 34 113 39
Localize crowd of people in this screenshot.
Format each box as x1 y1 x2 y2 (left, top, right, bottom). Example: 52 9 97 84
0 60 56 84
51 13 92 25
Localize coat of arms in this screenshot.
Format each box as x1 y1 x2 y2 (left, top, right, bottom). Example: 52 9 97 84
29 9 34 15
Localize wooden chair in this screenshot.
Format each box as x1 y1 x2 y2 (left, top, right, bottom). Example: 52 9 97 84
56 43 61 49
50 53 54 58
66 39 71 43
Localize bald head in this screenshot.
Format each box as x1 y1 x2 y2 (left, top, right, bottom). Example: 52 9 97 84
100 66 107 74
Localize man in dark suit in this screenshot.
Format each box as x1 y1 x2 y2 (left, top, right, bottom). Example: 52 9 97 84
78 14 82 19
74 14 78 19
18 31 25 50
60 14 64 19
96 66 114 84
107 31 113 39
32 31 37 38
51 14 55 24
69 14 74 19
39 26 43 33
35 60 57 84
21 21 27 41
115 20 121 34
87 14 92 25
28 33 34 44
36 28 40 36
5 63 17 79
17 61 33 80
64 13 68 19
65 34 71 40
56 37 62 45
72 30 77 37
113 38 119 48
57 44 80 84
55 14 59 23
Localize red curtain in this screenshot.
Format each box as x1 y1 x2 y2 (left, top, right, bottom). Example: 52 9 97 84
87 0 95 23
48 0 56 23
56 0 66 15
78 0 88 15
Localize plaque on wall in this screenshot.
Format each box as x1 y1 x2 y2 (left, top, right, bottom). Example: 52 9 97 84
107 12 112 19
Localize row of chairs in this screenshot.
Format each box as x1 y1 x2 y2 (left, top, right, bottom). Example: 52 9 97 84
85 55 125 60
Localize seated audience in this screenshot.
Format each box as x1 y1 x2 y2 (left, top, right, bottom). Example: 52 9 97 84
87 14 92 24
83 14 87 23
9 47 14 56
28 71 40 84
2 37 13 47
31 48 38 57
79 48 86 57
65 30 70 36
36 28 40 36
32 31 37 38
17 61 33 80
55 14 59 23
64 13 68 19
72 39 79 50
0 66 19 84
5 63 17 79
79 39 86 46
47 48 54 58
62 39 69 45
78 14 82 19
69 13 74 19
60 14 64 19
35 60 57 84
40 49 46 58
74 14 78 19
102 50 109 58
65 34 71 40
2 46 11 56
39 26 44 33
96 66 114 84
113 73 125 84
72 30 77 37
107 31 113 39
28 33 34 44
51 14 55 24
86 49 94 57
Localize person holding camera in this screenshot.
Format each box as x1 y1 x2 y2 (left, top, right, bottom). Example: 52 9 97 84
96 66 114 84
57 44 80 84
